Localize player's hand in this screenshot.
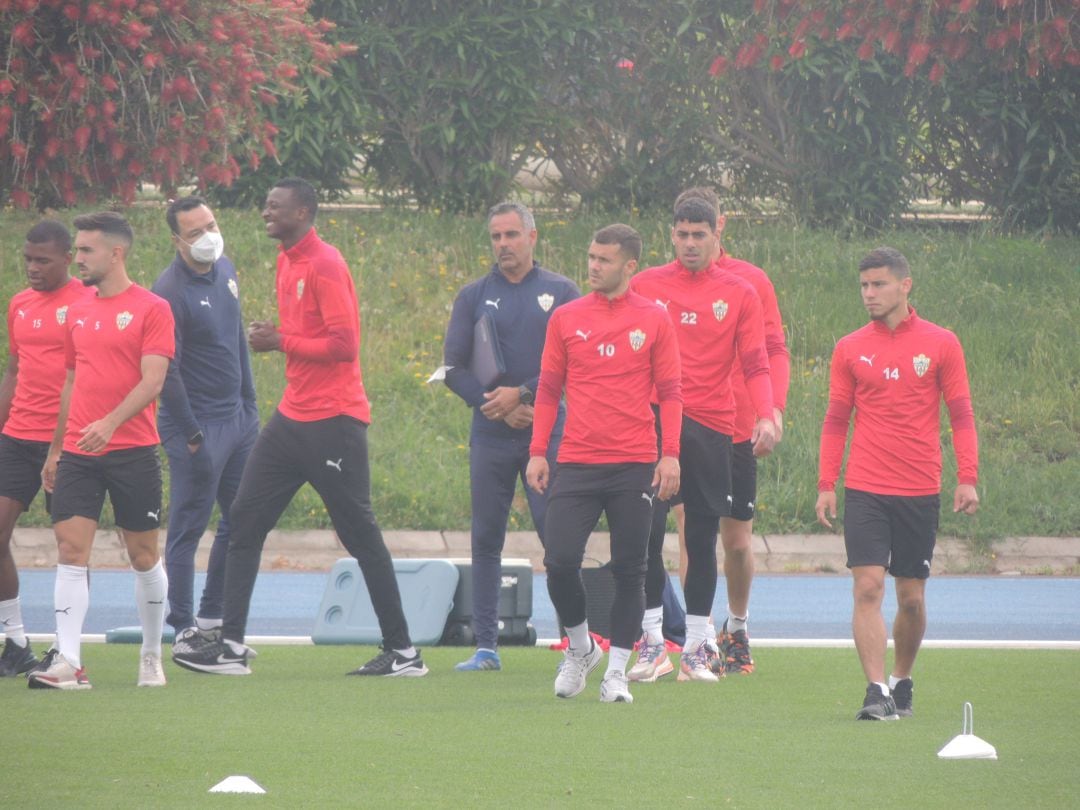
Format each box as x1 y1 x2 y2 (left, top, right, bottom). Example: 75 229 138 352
773 408 784 443
503 405 533 430
750 417 778 457
526 456 549 493
815 491 837 529
480 386 521 421
76 418 116 454
953 484 980 515
248 320 281 353
652 455 680 501
41 451 60 494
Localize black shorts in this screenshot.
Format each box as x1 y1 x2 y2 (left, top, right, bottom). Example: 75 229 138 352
728 440 757 522
678 416 732 518
51 446 163 532
0 434 50 511
843 487 940 579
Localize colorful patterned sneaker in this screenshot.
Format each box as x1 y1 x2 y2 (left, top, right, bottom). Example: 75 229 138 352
892 678 914 717
137 653 167 687
347 648 429 677
172 638 254 676
855 683 899 721
454 649 501 671
704 637 723 675
627 638 673 682
554 639 603 698
171 626 221 657
0 637 39 676
719 620 755 675
26 648 91 690
677 641 721 683
599 670 634 703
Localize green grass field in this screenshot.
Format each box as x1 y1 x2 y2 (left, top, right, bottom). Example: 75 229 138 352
5 645 1078 807
1 207 1078 549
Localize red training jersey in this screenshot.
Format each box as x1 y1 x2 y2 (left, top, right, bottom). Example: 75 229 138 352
630 259 772 435
530 290 682 464
4 278 92 442
275 228 370 423
818 307 978 497
64 284 175 454
716 252 791 443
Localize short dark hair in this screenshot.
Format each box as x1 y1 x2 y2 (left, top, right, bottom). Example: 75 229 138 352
487 201 535 232
273 177 318 221
859 246 910 280
166 195 209 234
674 186 720 215
25 219 72 252
72 211 134 248
592 223 642 262
672 198 717 229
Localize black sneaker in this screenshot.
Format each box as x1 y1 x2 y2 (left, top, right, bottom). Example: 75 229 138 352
171 626 222 656
172 638 254 675
0 637 38 676
892 678 913 717
719 620 755 675
855 683 899 721
347 648 428 677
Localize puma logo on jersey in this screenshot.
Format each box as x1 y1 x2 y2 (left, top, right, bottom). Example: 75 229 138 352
146 509 160 521
75 318 86 327
484 299 500 309
326 458 343 472
859 354 875 367
16 309 25 319
655 299 670 310
575 329 591 341
200 298 212 308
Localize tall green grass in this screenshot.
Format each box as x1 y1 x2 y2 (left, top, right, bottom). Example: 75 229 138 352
1 208 1077 545
5 645 1078 808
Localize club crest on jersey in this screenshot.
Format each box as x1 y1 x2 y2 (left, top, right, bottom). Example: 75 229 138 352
228 278 239 299
116 311 133 330
913 353 931 378
537 293 554 312
628 329 646 351
56 305 68 325
296 279 305 299
712 300 728 321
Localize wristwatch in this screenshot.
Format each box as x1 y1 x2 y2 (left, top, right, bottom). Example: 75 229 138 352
518 385 534 406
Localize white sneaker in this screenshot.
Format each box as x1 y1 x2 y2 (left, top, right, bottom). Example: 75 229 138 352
600 670 634 703
554 640 602 699
677 641 720 683
627 638 674 682
27 648 91 691
138 653 167 687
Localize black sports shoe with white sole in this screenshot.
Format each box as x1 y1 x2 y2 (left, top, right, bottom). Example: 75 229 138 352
0 637 38 676
855 683 899 720
172 638 255 675
892 678 914 717
347 648 428 677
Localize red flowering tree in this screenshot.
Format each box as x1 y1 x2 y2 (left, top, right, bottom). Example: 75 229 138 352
0 0 342 209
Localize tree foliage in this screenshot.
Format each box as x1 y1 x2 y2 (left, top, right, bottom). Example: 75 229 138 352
0 0 342 209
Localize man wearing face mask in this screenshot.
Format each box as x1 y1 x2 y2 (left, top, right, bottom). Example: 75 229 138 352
152 196 259 657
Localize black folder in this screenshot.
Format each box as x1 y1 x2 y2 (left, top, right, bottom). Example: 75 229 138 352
469 311 506 388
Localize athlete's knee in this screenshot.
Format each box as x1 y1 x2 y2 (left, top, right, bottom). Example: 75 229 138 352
852 569 886 606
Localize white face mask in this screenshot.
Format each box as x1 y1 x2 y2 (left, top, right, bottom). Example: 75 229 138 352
186 230 224 264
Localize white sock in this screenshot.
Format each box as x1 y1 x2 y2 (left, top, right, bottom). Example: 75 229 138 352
196 616 222 631
0 597 27 646
565 620 591 655
394 646 417 659
727 609 748 634
874 681 891 697
55 564 89 669
706 617 718 640
683 614 710 653
134 560 168 658
641 607 664 645
606 646 631 677
888 674 908 690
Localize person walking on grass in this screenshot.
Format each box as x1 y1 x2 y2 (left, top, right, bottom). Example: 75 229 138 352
29 212 175 690
442 202 578 672
0 221 90 677
172 177 426 678
527 224 682 704
815 246 979 720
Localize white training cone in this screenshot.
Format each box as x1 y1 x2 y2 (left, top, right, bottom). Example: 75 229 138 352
937 702 997 760
209 775 267 794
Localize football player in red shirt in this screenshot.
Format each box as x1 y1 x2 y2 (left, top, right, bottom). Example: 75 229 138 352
527 224 682 704
816 247 979 721
0 221 87 677
29 212 175 691
629 199 777 683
